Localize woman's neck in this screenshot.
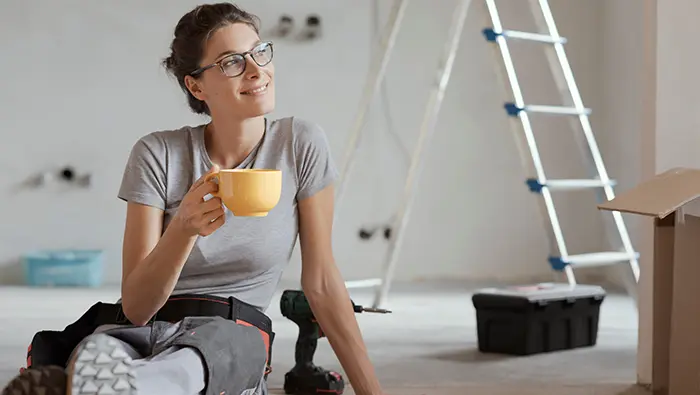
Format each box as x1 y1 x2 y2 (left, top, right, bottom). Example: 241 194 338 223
205 115 266 169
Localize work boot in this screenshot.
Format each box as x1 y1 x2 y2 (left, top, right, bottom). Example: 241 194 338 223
65 333 138 395
1 366 66 395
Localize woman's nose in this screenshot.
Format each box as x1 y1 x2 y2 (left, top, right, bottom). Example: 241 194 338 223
244 58 262 79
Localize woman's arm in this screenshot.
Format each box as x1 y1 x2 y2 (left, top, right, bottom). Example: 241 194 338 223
120 202 197 326
298 184 384 395
121 166 224 325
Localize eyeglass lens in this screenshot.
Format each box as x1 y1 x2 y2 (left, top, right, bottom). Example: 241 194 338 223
221 42 273 77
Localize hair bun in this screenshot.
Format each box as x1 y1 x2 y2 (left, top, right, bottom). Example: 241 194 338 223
164 55 177 69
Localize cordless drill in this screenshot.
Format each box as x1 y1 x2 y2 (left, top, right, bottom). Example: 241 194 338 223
279 289 391 395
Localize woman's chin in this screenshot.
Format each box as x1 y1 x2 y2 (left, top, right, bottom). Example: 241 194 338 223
215 97 275 119
244 100 275 117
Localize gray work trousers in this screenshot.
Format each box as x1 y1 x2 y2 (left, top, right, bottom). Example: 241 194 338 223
85 316 268 395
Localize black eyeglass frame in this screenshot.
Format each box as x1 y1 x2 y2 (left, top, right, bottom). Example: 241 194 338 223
189 41 274 78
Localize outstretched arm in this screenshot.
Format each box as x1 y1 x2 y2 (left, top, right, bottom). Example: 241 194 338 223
297 184 384 395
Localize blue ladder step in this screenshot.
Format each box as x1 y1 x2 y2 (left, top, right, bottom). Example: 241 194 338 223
549 252 640 271
505 103 591 117
526 178 617 193
482 28 567 44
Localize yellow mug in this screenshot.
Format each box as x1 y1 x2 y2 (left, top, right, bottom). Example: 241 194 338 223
205 169 282 217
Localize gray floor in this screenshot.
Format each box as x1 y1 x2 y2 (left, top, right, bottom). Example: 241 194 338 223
0 281 648 394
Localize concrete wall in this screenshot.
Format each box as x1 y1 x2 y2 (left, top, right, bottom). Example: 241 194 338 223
600 0 700 386
639 0 700 387
599 0 650 385
0 0 614 287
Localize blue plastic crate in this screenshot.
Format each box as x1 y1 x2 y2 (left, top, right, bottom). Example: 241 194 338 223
22 249 104 287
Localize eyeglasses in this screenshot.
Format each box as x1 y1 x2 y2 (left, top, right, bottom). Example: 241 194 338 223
190 41 274 78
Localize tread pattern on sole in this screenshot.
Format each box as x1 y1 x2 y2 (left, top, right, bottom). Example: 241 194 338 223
68 334 138 395
1 365 67 395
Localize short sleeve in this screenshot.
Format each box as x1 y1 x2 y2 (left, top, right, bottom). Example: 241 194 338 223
293 118 340 201
117 134 167 210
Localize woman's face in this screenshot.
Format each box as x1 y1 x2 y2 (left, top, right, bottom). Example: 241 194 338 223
186 23 275 119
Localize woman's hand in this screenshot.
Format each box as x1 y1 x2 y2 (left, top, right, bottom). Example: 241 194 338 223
172 165 225 237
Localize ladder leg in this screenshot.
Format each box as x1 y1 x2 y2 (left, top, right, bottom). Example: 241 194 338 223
335 0 410 210
617 261 639 305
528 0 639 303
527 0 615 204
483 0 575 285
372 0 473 309
296 0 408 292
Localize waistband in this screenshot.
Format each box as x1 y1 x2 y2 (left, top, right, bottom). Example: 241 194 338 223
98 293 273 336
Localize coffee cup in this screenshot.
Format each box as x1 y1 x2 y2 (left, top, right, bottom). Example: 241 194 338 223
205 169 282 217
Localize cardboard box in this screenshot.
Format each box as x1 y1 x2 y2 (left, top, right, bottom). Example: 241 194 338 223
598 167 700 395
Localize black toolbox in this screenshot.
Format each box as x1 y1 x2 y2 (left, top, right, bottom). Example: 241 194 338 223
472 283 606 355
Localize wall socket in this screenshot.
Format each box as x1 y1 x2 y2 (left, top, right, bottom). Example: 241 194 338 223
270 14 322 42
358 225 392 241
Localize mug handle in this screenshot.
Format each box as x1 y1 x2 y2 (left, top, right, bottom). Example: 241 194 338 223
204 172 221 197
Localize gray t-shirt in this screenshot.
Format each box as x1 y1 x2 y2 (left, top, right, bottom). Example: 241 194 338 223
117 116 339 312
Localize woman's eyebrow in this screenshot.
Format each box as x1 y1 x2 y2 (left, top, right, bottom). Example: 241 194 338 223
214 41 263 60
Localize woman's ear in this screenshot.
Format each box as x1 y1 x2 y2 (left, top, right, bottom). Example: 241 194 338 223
185 75 206 101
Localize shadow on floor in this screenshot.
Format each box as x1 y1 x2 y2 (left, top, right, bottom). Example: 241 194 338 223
427 347 511 363
616 385 651 395
269 384 651 395
425 344 638 365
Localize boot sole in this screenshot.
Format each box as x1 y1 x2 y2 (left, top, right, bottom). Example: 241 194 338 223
66 333 138 395
1 366 66 395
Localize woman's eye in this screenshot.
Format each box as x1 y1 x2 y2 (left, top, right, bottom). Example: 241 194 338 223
223 59 240 68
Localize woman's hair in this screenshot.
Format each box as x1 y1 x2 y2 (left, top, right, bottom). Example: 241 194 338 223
163 3 261 115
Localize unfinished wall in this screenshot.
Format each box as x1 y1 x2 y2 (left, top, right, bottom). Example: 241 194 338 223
599 0 649 384
600 0 700 386
0 0 610 287
641 0 700 387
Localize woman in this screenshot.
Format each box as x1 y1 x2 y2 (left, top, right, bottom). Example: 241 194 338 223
2 3 385 395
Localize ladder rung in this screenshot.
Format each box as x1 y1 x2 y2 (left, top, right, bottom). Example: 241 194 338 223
526 178 617 193
344 278 382 289
482 28 567 44
504 103 591 117
549 252 640 271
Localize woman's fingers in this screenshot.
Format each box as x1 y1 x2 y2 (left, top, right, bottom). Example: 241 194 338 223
201 206 225 224
192 180 219 200
199 214 225 236
201 197 223 213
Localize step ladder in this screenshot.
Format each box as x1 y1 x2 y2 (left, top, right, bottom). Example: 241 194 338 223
335 0 640 309
480 0 639 305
